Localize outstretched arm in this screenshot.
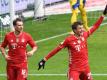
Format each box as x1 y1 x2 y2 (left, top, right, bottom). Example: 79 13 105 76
44 44 64 61
38 38 69 70
86 5 107 36
38 44 64 70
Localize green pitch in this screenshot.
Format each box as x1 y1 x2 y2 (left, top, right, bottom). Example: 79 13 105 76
0 13 107 80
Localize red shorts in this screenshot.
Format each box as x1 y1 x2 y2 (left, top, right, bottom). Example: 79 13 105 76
67 67 93 80
6 62 28 80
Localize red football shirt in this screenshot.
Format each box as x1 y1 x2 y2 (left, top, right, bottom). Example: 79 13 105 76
1 32 37 64
61 33 89 70
44 16 104 70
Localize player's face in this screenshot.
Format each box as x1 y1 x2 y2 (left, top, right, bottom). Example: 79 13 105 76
15 21 23 33
74 25 84 36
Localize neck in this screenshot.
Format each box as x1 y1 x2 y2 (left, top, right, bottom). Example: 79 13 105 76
74 33 80 38
14 30 22 36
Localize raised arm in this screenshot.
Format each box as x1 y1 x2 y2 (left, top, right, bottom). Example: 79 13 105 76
89 15 104 35
85 5 107 37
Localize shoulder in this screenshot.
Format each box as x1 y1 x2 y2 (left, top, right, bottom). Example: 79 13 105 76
22 32 31 36
60 35 75 46
5 32 14 36
22 32 32 39
65 34 75 42
83 31 89 38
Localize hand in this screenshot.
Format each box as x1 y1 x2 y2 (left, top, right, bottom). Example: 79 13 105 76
38 59 46 70
103 5 107 15
27 51 34 57
4 55 11 61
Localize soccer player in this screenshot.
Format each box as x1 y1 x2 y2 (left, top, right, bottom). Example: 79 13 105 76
70 0 89 31
0 18 37 80
38 5 107 80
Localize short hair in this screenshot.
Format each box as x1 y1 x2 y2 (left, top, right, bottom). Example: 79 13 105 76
13 18 23 26
71 21 83 30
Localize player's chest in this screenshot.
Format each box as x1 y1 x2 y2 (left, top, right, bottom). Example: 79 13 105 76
7 36 27 48
68 37 86 50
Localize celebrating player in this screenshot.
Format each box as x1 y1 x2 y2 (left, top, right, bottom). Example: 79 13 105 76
0 18 37 80
70 0 89 31
38 5 107 80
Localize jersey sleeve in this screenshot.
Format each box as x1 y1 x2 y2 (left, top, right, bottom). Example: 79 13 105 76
1 34 8 48
27 34 37 48
84 16 104 38
44 38 69 60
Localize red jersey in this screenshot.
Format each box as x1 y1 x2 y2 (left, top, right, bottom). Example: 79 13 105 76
61 32 89 70
44 16 104 70
1 32 37 64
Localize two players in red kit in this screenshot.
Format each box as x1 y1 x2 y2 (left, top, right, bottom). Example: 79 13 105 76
0 18 37 80
0 4 107 80
38 5 107 80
